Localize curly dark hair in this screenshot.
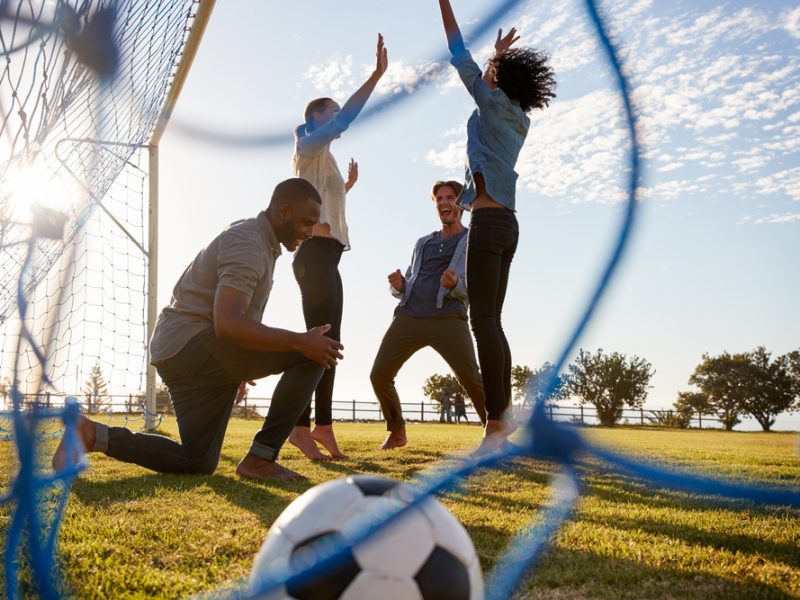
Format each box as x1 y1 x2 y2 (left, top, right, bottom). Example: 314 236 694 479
489 48 556 113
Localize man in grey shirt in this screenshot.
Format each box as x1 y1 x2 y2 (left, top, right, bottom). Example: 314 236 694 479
53 178 343 481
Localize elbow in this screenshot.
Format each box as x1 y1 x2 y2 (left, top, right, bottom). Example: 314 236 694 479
213 314 237 342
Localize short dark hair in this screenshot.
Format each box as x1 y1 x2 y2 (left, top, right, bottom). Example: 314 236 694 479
431 180 464 200
269 178 321 209
489 48 556 113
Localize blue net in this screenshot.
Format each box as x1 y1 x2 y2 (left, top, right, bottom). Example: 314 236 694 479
1 1 798 599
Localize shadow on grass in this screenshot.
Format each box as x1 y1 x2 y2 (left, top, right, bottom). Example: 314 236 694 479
523 545 797 600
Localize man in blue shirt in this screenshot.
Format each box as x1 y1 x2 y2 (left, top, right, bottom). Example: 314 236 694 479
370 180 486 450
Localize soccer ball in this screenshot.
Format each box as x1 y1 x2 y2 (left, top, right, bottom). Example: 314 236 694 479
248 474 483 600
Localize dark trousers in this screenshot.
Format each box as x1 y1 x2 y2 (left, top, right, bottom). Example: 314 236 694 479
292 236 344 427
103 328 323 474
370 312 486 431
466 208 519 421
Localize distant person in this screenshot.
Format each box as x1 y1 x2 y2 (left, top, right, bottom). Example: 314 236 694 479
289 34 389 461
453 392 469 423
53 178 343 482
370 180 486 449
438 0 556 454
439 391 453 423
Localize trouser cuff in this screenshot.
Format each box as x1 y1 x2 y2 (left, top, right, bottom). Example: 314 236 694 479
93 422 109 453
248 440 278 461
386 419 405 432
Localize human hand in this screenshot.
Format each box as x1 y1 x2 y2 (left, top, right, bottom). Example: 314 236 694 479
345 158 359 192
299 324 344 369
494 27 519 55
236 380 255 404
440 268 458 289
375 33 388 77
388 269 405 291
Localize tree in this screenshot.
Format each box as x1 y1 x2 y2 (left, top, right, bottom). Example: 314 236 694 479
787 349 800 410
739 347 795 432
510 364 533 404
81 360 109 414
513 362 570 406
567 348 654 427
688 351 751 431
422 373 464 403
674 390 711 427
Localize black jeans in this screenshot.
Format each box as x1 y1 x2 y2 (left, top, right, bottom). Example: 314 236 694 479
292 236 344 427
103 328 323 473
466 208 519 421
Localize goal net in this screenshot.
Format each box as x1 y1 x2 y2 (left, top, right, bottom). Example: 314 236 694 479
1 0 204 412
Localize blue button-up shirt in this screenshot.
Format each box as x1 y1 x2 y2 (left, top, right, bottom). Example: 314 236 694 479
450 49 530 211
391 230 468 311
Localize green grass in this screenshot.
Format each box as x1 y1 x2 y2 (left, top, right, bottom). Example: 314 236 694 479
2 419 799 599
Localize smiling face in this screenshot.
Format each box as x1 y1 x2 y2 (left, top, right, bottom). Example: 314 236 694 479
274 197 320 251
434 184 462 227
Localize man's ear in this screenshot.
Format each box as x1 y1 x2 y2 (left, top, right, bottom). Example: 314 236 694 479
276 202 292 224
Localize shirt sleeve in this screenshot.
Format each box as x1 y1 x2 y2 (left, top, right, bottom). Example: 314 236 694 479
216 227 267 299
450 49 495 111
295 112 350 156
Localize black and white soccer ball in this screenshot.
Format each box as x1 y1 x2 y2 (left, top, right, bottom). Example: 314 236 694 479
248 475 483 600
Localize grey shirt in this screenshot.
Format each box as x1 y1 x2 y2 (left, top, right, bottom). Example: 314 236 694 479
149 211 282 365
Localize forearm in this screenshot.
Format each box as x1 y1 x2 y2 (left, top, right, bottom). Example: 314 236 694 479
339 70 382 125
438 0 465 54
215 313 303 353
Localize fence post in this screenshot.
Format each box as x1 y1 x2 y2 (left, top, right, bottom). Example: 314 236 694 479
45 391 51 407
640 407 644 426
580 405 584 425
548 403 554 420
420 401 424 422
352 398 356 422
698 413 702 429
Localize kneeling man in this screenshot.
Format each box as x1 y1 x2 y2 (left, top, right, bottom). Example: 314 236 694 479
54 178 342 481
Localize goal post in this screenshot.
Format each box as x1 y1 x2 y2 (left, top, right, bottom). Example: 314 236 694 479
144 0 216 429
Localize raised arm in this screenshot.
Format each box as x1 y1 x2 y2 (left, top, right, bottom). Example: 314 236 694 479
337 33 388 125
438 0 466 55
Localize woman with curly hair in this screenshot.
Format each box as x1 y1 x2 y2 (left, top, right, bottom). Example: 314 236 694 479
289 34 388 460
438 0 556 454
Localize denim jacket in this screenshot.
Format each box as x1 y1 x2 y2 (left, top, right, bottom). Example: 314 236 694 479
391 231 468 309
450 49 530 211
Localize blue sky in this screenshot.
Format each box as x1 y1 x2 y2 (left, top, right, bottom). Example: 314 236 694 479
157 0 800 427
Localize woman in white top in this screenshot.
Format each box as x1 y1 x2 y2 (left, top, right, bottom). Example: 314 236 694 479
288 34 388 460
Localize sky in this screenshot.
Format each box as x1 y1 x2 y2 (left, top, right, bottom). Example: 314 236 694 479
156 0 800 429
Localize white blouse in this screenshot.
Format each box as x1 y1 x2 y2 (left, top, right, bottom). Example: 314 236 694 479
291 114 351 250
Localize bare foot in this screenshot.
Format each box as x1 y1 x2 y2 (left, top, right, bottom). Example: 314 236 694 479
236 453 307 482
52 414 96 471
379 428 407 450
288 426 331 461
472 419 510 457
312 424 348 460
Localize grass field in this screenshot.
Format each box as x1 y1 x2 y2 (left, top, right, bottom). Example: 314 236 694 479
2 419 799 599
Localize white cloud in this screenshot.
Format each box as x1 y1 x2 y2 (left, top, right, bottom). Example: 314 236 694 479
783 6 800 39
753 212 800 224
303 55 355 97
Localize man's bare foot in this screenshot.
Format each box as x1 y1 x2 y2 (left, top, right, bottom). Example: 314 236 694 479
312 424 348 460
236 453 307 482
52 414 96 471
379 428 407 450
288 426 331 461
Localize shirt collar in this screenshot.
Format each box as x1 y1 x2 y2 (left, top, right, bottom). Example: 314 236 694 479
257 211 282 260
